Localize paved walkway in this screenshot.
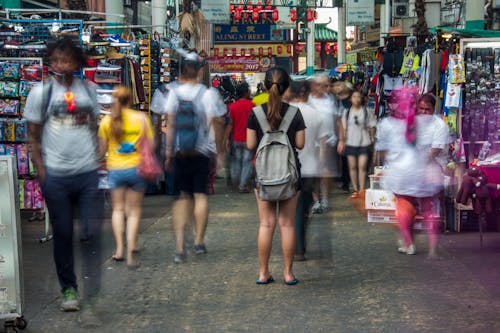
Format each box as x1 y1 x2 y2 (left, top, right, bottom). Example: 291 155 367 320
8 179 500 332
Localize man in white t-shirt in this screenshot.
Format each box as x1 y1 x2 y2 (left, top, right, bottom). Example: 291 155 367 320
160 51 225 263
285 79 331 260
307 74 342 212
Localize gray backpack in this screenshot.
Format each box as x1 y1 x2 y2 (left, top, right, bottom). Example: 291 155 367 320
254 105 299 201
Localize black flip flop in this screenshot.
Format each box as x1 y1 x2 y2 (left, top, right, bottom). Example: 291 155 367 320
256 276 275 285
284 278 300 286
111 255 124 262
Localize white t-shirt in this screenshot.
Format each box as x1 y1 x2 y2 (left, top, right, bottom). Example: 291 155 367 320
160 83 225 156
415 114 450 195
342 107 377 147
308 94 337 139
290 101 331 177
376 117 428 197
23 79 100 176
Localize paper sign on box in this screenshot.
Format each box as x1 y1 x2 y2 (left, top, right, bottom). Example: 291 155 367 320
365 189 396 210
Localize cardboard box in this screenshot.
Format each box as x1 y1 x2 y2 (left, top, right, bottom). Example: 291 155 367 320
367 209 397 223
365 189 396 210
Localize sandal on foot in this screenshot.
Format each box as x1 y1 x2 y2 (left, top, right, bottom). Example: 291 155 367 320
284 277 300 286
256 276 275 285
111 255 124 262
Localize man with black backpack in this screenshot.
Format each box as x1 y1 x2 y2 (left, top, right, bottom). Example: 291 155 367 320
161 50 225 263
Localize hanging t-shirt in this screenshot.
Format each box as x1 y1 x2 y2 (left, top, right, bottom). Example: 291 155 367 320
98 108 154 170
444 83 462 108
383 74 404 95
399 52 420 77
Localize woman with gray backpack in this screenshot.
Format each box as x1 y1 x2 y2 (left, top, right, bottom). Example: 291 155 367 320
246 68 305 286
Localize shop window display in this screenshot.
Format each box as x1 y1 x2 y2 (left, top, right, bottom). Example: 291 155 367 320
0 58 44 211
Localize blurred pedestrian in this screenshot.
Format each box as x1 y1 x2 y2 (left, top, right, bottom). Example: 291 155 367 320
338 90 376 198
284 79 330 261
226 82 255 192
162 50 225 263
98 86 154 269
332 80 353 193
247 67 305 285
308 74 342 212
24 37 103 323
376 89 448 257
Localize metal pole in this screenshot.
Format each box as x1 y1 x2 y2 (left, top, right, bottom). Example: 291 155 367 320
384 0 391 45
306 5 315 75
337 0 346 64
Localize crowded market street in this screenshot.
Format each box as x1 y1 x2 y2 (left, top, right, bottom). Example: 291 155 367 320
15 179 500 333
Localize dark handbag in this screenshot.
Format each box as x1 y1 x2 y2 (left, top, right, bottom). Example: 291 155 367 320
137 115 162 183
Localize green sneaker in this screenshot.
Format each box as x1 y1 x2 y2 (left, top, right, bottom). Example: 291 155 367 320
60 288 80 312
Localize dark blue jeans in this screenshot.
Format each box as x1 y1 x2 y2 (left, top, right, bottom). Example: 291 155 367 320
43 169 103 300
294 178 315 256
230 142 254 190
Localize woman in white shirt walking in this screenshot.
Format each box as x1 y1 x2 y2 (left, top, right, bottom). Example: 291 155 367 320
338 91 376 198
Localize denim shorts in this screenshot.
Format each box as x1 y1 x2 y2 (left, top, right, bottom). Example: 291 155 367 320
108 167 147 192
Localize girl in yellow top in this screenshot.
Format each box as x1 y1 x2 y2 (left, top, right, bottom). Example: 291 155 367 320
98 86 154 269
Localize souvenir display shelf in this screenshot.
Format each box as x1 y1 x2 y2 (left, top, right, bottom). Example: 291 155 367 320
0 57 45 212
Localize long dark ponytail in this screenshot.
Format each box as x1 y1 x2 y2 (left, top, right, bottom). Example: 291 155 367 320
264 67 290 130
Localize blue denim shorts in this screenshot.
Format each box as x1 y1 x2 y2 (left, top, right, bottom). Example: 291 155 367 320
108 167 147 192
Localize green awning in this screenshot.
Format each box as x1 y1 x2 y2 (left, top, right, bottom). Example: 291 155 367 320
315 23 337 42
430 26 500 38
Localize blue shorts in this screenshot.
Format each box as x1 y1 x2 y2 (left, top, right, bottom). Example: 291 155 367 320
108 167 147 192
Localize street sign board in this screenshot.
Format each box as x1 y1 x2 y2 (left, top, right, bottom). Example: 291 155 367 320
202 0 231 24
346 0 375 26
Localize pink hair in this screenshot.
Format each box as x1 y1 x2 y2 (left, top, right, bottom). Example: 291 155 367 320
391 86 418 144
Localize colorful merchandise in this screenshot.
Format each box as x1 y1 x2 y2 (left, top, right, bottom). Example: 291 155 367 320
3 120 15 141
0 81 19 97
0 144 5 155
28 150 37 176
15 119 27 142
4 144 16 156
32 181 44 209
18 179 25 209
444 83 462 108
20 64 43 81
448 54 466 84
0 62 20 79
0 120 4 140
0 99 20 114
16 144 29 175
24 180 33 209
19 81 38 96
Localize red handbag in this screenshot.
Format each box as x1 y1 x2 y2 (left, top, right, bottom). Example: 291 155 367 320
137 115 162 183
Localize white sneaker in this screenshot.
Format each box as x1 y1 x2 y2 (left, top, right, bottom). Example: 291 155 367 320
311 201 323 214
397 246 408 253
406 244 416 255
320 199 330 211
398 244 416 255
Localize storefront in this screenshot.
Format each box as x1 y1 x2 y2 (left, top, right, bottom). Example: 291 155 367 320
366 30 500 234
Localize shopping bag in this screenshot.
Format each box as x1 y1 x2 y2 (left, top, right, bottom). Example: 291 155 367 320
137 115 162 183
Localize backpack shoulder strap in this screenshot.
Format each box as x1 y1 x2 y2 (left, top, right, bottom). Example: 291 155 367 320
254 105 270 133
41 79 54 124
278 105 298 132
345 107 351 134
